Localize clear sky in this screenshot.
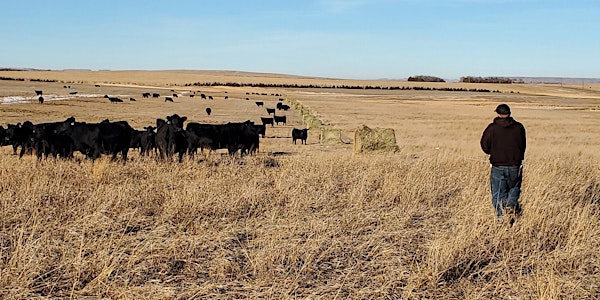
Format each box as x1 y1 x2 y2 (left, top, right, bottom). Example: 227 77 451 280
1 0 598 80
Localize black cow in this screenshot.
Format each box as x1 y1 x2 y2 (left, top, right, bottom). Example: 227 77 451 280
129 98 136 101
143 92 151 98
292 128 308 144
130 126 156 156
95 84 101 87
173 93 178 98
277 102 283 110
5 122 34 157
69 91 78 95
104 95 123 103
208 96 213 100
155 114 188 162
185 121 259 156
281 104 290 111
200 93 206 100
30 121 74 159
165 97 174 102
224 96 229 100
0 125 6 146
206 107 212 115
38 96 44 104
35 90 43 96
55 117 132 162
153 93 160 98
255 101 264 107
266 108 276 115
273 115 286 126
260 117 274 128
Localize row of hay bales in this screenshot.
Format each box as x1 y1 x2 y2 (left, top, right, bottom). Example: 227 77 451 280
285 97 399 153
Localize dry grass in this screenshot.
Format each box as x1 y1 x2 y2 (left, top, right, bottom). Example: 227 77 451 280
0 71 599 299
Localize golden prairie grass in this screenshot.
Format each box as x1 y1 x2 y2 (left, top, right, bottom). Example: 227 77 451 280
0 70 599 299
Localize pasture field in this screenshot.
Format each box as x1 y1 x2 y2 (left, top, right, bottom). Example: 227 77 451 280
0 70 599 299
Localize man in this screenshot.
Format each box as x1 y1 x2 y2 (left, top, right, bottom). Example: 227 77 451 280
480 104 526 222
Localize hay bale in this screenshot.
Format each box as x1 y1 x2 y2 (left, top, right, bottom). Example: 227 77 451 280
354 124 399 153
319 128 343 144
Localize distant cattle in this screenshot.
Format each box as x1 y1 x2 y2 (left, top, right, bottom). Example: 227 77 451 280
142 92 151 98
173 93 178 98
260 117 274 127
255 101 264 107
35 90 43 96
104 95 123 103
208 96 213 100
292 128 308 144
152 93 160 98
224 96 229 100
266 108 276 115
38 96 44 104
129 98 136 101
278 98 284 101
281 104 290 111
206 107 212 115
165 97 174 102
277 102 283 110
69 91 78 95
273 115 286 126
200 94 206 100
95 84 101 87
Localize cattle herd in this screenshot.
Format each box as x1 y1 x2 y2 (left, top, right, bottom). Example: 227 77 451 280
0 116 308 163
0 88 310 162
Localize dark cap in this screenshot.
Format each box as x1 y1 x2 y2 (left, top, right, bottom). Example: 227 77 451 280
495 104 511 114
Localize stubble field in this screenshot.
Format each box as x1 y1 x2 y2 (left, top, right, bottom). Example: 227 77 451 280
0 70 599 299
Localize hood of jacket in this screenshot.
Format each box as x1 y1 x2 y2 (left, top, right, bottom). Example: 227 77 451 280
493 116 514 128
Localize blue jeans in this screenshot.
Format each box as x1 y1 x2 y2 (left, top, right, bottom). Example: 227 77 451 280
490 166 522 218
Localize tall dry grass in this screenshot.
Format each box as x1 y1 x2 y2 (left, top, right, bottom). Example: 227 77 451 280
0 149 598 299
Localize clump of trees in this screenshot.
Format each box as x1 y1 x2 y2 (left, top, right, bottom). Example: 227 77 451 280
408 75 445 82
460 76 513 84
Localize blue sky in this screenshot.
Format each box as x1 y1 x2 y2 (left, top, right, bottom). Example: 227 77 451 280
1 0 599 79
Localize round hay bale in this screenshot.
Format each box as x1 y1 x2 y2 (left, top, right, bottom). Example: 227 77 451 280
354 124 399 154
320 128 343 144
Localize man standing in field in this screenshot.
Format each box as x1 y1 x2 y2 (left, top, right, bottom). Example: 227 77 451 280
480 104 526 222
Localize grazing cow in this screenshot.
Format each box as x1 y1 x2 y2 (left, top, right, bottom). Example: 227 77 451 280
260 117 274 128
152 93 160 98
69 91 78 95
273 115 286 126
224 96 229 100
279 98 284 101
255 101 264 107
129 98 136 101
35 90 43 96
200 94 206 100
208 96 213 100
245 98 250 100
165 97 173 102
155 114 188 162
95 84 101 87
266 108 276 115
38 96 44 104
104 95 123 103
281 104 290 111
142 92 151 98
206 107 212 115
277 102 283 110
292 128 308 144
190 94 195 98
172 93 178 98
